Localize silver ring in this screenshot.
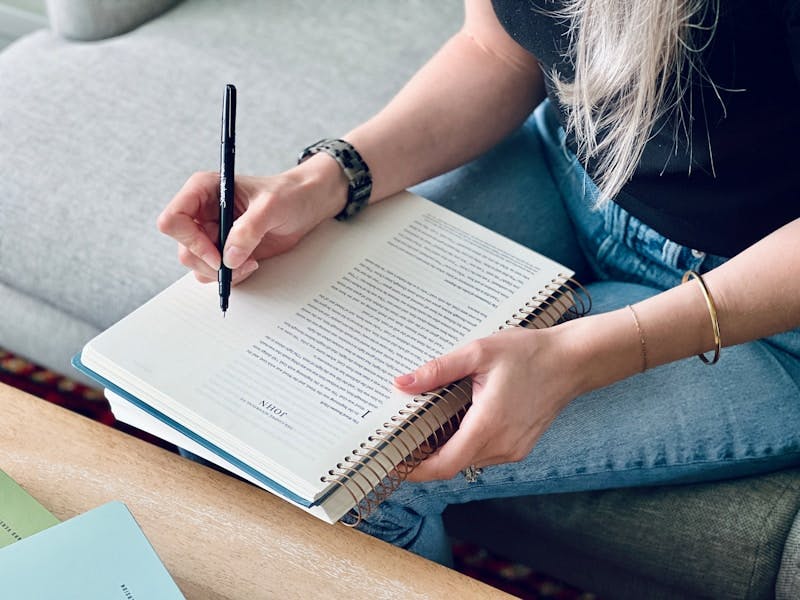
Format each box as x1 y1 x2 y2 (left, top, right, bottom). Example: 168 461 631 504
462 465 483 483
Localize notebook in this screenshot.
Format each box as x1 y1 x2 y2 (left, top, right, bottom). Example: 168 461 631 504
74 191 589 525
0 501 184 598
0 468 59 548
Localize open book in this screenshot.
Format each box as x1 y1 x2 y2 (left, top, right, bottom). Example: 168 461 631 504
74 192 588 525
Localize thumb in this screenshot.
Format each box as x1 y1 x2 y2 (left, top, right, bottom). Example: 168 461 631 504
222 200 272 269
394 342 480 394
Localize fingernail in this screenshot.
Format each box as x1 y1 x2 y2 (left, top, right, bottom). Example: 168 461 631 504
394 373 415 386
241 260 259 275
201 251 220 270
223 245 247 269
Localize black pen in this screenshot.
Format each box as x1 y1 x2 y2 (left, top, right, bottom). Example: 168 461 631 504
218 84 236 316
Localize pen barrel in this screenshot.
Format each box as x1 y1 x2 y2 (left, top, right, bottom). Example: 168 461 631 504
218 83 236 258
218 150 234 310
218 148 235 252
218 83 236 313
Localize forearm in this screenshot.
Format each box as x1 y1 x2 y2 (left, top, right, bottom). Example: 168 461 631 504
345 30 544 203
573 218 800 394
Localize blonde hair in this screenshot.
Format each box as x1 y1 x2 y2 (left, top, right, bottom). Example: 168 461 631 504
551 0 720 203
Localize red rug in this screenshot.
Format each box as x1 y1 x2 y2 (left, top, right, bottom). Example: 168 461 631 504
0 348 596 600
0 350 177 452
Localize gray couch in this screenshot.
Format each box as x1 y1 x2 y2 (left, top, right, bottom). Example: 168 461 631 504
1 1 798 597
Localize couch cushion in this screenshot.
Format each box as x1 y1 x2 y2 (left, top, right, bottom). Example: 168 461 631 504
46 0 182 41
0 281 99 384
0 0 461 373
445 468 800 599
777 508 800 600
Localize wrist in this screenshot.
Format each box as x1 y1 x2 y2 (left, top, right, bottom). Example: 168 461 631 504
298 138 373 221
565 309 644 396
287 152 349 223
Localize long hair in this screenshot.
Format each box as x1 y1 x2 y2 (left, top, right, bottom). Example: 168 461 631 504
551 0 720 203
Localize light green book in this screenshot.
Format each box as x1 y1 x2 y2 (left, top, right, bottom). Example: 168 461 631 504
0 468 59 548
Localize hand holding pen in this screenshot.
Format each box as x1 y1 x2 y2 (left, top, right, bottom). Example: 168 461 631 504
157 88 352 300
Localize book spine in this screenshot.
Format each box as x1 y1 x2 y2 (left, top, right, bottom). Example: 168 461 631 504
324 274 591 526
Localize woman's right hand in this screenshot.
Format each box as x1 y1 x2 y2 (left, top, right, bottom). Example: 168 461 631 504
157 153 348 284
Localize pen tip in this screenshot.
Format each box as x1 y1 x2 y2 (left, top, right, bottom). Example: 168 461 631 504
222 310 227 318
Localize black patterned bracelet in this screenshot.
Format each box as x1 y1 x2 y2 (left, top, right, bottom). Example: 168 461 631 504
297 138 373 221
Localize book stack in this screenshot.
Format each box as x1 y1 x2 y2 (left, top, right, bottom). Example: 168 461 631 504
0 468 185 598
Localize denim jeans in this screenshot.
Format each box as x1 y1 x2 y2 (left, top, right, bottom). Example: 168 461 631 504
356 101 800 565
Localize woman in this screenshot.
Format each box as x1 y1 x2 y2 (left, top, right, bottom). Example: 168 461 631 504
158 0 800 564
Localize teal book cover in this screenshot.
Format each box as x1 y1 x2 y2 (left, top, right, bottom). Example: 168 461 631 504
0 501 185 599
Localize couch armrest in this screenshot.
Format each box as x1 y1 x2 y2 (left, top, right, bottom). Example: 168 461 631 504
45 0 182 41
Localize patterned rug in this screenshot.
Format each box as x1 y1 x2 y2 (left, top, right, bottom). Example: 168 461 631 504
0 348 596 600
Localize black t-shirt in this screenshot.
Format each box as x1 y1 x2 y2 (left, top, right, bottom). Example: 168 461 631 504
492 0 800 256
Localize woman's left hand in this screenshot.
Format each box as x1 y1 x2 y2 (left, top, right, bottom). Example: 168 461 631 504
394 322 590 482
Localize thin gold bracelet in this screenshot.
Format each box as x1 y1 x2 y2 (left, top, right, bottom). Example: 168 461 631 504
682 270 721 365
627 304 648 373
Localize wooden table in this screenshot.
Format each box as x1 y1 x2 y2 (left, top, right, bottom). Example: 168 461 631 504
0 383 508 599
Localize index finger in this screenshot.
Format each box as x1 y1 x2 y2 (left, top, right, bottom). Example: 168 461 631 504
158 171 221 229
394 341 482 394
157 172 222 269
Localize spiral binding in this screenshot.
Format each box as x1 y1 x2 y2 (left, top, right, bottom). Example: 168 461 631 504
322 273 591 526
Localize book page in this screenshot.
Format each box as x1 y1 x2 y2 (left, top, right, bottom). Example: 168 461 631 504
84 192 570 498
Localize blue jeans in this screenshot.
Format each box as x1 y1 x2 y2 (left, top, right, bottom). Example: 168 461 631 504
356 102 800 565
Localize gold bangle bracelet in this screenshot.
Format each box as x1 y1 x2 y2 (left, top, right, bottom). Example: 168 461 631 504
627 304 648 373
682 270 721 365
